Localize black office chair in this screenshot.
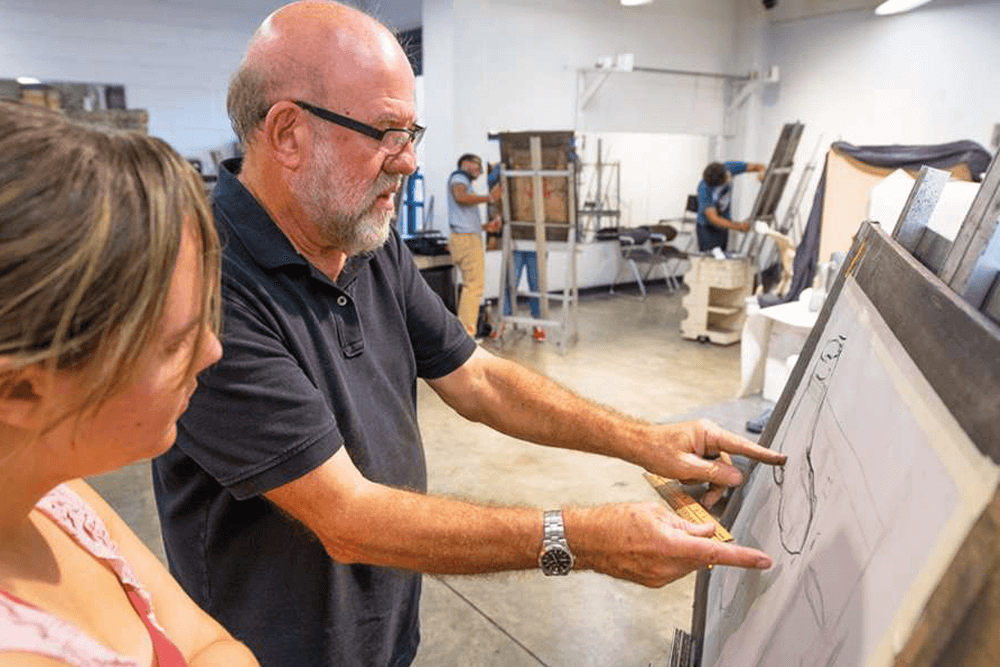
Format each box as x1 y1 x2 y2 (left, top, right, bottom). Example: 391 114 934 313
678 194 699 251
610 225 688 298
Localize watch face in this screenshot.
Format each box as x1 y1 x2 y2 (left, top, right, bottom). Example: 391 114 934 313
541 546 573 575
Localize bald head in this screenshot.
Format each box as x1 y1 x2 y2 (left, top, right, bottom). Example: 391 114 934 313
227 1 413 147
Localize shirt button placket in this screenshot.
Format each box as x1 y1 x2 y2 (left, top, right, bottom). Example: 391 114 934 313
335 293 364 358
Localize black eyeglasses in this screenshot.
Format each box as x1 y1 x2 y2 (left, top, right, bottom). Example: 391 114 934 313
292 100 424 154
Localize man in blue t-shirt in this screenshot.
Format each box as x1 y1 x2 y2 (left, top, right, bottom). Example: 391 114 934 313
696 160 766 251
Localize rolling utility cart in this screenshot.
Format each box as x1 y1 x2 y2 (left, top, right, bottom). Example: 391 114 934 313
679 255 753 344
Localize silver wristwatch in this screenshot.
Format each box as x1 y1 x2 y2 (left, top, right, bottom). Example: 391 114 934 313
538 509 575 576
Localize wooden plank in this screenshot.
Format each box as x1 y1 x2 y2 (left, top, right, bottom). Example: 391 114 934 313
565 166 579 347
891 165 950 254
850 224 1000 460
913 228 952 275
940 151 1000 299
935 560 1000 667
498 166 515 316
530 137 550 320
898 487 1000 667
983 273 1000 325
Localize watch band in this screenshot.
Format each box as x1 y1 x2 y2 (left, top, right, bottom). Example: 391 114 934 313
543 509 564 541
539 509 575 576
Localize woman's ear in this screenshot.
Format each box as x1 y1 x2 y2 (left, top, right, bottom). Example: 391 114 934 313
0 364 52 430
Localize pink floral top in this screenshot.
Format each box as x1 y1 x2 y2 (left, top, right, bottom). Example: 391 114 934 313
0 484 188 666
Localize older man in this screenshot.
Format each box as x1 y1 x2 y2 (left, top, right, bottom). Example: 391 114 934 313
153 3 786 667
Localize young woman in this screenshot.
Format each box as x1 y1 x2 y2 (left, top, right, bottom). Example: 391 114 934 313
0 100 258 667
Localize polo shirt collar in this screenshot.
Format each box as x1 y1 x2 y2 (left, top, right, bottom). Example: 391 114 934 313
213 158 377 287
214 158 306 272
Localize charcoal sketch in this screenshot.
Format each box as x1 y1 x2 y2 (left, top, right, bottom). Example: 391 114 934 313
772 334 846 555
700 280 992 667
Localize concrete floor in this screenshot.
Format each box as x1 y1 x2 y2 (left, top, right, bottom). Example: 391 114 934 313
88 281 772 667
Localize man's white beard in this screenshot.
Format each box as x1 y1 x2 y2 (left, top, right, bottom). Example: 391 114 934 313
298 142 399 257
322 189 394 257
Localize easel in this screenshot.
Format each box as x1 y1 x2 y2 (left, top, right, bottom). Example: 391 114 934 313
739 121 805 263
496 135 579 351
883 157 1000 666
670 152 1000 667
778 134 825 245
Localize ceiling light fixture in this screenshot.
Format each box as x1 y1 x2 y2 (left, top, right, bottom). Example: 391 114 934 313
875 0 933 15
620 0 653 6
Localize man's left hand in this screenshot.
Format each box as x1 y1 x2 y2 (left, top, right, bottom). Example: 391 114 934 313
645 419 786 508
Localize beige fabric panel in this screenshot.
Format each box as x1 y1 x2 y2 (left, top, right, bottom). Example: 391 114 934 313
819 149 974 266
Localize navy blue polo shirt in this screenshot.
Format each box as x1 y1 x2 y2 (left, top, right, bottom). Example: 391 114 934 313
152 159 476 667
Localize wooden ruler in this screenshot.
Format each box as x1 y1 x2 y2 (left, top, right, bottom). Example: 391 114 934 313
644 472 733 542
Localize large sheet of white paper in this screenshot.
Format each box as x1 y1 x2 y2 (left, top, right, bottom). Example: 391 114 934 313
702 278 999 667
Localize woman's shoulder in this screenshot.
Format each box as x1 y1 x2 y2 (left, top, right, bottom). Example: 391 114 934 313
0 483 149 666
36 483 146 596
0 589 137 667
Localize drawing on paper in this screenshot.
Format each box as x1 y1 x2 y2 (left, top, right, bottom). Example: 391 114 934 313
700 279 986 667
772 334 845 555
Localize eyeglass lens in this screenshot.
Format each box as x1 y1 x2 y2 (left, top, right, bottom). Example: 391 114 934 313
381 128 423 153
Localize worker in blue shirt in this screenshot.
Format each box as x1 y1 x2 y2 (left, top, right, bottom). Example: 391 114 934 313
696 160 766 252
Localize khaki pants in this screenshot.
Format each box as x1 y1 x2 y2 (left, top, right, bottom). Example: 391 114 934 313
449 232 485 335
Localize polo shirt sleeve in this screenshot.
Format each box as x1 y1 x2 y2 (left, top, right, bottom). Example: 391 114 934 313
175 289 342 500
393 233 476 379
697 180 713 214
725 160 749 177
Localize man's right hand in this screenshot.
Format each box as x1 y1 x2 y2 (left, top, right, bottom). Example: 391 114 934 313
564 502 772 588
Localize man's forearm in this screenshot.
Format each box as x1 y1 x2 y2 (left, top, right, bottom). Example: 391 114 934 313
705 207 745 232
268 454 543 574
282 460 771 586
453 192 491 205
327 483 769 584
332 481 543 573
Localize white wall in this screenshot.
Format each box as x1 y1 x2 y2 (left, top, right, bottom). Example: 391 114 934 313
0 0 421 171
0 0 287 168
576 132 709 229
420 0 457 230
735 0 1000 230
421 0 748 234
